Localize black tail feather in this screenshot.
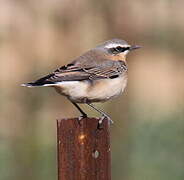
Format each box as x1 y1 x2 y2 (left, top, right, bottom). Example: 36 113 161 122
21 73 55 87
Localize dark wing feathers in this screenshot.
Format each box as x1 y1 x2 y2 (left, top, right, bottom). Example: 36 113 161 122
83 60 127 79
29 60 127 86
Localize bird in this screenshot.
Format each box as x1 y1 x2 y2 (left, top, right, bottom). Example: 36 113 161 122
22 38 141 125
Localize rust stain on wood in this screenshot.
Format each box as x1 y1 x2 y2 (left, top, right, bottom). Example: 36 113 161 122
57 117 111 180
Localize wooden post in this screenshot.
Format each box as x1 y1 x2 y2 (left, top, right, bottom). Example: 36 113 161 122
57 117 111 180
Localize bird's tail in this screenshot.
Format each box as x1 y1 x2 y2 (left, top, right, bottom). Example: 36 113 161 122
21 81 55 87
21 73 56 87
21 82 42 87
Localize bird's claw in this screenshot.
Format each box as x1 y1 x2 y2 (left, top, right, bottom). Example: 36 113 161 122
97 115 113 130
78 115 86 121
100 115 113 125
77 114 87 125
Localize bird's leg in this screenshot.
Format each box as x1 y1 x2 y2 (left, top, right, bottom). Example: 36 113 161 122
86 103 113 128
70 101 88 124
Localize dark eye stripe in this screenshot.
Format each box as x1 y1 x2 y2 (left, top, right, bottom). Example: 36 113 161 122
110 46 130 54
116 46 130 52
116 46 123 51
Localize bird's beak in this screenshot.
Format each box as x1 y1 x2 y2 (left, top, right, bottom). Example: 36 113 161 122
129 45 142 51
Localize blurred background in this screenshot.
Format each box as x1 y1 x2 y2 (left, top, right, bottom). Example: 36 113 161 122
0 0 184 179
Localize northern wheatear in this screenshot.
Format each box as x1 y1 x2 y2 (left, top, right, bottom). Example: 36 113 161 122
22 39 141 124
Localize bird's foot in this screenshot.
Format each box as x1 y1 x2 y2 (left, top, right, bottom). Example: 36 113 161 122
101 114 113 125
97 115 113 130
77 114 88 125
78 114 87 121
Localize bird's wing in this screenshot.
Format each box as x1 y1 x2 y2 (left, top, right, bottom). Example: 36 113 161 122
82 60 127 80
26 60 127 86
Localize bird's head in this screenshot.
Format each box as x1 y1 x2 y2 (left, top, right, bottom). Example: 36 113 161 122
96 38 141 61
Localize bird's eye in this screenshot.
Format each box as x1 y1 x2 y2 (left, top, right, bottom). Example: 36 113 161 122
110 46 130 54
116 46 124 51
116 46 130 52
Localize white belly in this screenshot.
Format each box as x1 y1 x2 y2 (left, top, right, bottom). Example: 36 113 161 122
54 75 127 103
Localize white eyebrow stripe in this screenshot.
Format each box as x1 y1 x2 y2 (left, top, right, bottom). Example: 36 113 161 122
105 43 130 49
